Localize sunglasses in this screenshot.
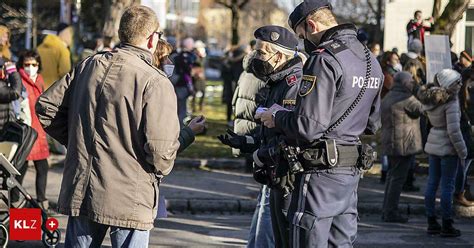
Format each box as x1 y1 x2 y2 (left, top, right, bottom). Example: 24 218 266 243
148 31 164 40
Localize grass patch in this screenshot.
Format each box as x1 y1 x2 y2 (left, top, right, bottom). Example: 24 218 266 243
180 82 235 159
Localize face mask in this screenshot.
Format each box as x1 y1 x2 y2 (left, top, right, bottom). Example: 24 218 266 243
24 66 38 77
304 39 318 53
393 63 403 72
303 22 324 53
163 64 175 78
251 53 278 81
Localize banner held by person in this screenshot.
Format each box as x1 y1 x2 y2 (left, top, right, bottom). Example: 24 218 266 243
425 35 452 84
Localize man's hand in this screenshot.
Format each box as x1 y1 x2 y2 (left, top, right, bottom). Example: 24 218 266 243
188 115 206 135
255 104 286 128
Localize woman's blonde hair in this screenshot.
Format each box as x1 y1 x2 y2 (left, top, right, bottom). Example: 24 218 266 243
266 42 307 65
0 25 12 60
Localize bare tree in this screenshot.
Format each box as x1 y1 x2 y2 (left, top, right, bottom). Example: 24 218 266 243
432 0 470 37
432 0 442 19
215 0 251 45
102 0 140 42
366 0 384 44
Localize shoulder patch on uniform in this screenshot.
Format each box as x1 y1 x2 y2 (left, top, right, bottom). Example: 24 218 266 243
299 75 317 97
324 41 348 55
286 74 298 86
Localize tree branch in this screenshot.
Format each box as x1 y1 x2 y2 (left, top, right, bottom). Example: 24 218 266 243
215 0 232 9
238 0 251 9
366 0 377 15
433 0 470 36
432 0 442 19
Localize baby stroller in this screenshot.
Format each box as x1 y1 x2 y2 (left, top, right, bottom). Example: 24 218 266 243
0 121 61 247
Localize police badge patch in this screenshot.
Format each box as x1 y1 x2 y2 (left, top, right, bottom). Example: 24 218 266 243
271 32 280 41
299 75 317 97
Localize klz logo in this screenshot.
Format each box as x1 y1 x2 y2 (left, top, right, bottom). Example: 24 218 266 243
10 208 41 240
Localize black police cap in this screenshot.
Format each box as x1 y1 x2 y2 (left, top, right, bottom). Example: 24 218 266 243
254 25 299 50
288 0 332 32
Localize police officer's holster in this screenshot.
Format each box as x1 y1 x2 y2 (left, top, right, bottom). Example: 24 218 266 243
299 139 360 171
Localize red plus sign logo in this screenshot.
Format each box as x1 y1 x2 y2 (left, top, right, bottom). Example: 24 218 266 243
45 217 59 231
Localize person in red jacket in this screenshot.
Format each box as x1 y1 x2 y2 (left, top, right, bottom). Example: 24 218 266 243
16 50 50 211
407 10 434 45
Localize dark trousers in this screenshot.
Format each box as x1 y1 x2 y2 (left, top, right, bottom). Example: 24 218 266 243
11 159 49 202
382 155 413 218
270 188 291 248
289 168 360 248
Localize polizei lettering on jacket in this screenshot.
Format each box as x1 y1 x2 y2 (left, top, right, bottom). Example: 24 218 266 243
351 76 381 89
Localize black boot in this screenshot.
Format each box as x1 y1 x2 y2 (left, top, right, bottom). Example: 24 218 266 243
440 219 461 237
380 170 387 184
427 216 441 234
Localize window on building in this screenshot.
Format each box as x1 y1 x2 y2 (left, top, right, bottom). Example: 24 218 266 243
465 8 474 52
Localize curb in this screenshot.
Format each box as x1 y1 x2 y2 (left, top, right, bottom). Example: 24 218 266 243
165 199 429 215
175 158 245 169
166 199 256 213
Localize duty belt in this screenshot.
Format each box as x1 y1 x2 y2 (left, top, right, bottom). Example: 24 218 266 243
300 145 360 169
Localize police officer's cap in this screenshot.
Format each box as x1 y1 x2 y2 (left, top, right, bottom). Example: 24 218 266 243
288 0 332 32
254 25 299 50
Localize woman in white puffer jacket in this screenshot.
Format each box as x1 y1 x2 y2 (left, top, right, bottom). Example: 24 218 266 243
424 69 466 238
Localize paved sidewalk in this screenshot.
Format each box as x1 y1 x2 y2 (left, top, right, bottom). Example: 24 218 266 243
22 161 474 216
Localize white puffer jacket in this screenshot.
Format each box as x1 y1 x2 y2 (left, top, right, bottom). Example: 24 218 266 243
424 96 467 159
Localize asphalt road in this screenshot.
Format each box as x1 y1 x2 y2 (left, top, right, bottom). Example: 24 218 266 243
6 213 474 247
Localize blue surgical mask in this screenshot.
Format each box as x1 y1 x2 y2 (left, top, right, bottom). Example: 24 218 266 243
163 64 175 78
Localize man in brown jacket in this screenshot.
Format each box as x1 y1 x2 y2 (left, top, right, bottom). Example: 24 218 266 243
36 6 180 247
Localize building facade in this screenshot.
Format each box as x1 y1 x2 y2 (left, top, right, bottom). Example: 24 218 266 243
384 0 474 54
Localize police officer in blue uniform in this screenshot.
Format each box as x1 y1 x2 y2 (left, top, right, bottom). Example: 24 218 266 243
219 25 306 247
257 1 383 247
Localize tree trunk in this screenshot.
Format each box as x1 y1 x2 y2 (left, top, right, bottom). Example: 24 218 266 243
432 0 470 37
432 0 442 19
231 5 240 45
102 0 139 42
375 0 383 44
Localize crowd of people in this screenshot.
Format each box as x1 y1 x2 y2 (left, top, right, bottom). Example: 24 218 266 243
376 10 474 238
0 1 474 247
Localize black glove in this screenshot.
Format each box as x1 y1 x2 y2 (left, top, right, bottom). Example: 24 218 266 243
253 165 270 185
217 129 257 153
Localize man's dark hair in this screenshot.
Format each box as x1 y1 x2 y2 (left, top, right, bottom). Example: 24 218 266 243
249 40 257 49
414 10 422 18
17 50 42 71
56 23 70 35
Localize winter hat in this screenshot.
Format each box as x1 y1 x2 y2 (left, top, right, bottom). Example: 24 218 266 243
408 39 423 54
394 71 415 92
460 49 473 62
436 69 461 88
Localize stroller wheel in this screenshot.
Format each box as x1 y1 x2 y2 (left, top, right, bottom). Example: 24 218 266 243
42 229 60 247
0 224 7 248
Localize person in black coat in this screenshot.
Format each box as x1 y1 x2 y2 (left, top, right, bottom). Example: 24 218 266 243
0 58 22 130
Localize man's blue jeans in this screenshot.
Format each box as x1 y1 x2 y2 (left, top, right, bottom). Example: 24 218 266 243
425 155 459 219
247 185 274 248
64 216 150 248
455 159 472 194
